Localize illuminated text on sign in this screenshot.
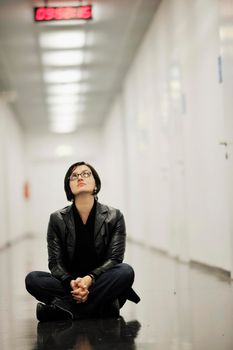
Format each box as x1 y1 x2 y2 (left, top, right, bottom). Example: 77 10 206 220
34 5 92 22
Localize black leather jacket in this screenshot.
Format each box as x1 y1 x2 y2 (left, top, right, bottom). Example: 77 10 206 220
47 201 140 303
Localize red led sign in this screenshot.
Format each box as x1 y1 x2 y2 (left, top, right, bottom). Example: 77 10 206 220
34 5 92 22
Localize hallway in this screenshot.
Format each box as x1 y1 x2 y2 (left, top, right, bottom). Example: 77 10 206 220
1 237 233 350
1 1 233 348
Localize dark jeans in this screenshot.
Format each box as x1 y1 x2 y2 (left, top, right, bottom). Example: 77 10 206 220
25 263 137 317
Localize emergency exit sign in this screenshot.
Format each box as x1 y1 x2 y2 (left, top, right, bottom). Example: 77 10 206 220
34 5 92 22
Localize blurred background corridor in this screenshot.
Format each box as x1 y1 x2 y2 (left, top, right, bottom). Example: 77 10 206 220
1 0 233 349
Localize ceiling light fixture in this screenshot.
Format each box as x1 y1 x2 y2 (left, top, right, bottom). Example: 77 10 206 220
46 95 81 104
43 69 82 83
48 105 80 114
49 114 79 134
55 145 74 157
42 50 84 66
49 122 76 133
49 115 84 133
46 83 82 95
40 31 86 49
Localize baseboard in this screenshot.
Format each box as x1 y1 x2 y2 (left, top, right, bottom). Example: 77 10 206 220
127 237 231 280
190 260 230 280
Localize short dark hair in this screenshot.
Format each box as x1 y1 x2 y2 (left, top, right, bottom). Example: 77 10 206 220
64 161 101 201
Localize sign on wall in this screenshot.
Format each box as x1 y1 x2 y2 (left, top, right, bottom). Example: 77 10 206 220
34 5 92 22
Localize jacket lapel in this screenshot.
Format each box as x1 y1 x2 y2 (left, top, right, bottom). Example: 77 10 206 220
94 202 108 239
61 205 76 257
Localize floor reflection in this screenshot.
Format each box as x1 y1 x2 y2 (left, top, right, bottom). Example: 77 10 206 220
33 317 141 350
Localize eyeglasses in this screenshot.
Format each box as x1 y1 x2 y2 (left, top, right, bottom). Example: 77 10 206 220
69 170 92 181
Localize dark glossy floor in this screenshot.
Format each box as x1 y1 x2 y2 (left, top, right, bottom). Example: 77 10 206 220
1 237 233 350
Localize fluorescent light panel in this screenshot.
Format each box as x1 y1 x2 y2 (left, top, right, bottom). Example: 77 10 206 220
46 95 81 104
49 111 83 120
43 69 82 83
48 105 79 114
42 50 84 66
49 114 77 122
49 115 77 133
40 31 86 49
55 145 74 157
46 83 82 95
49 116 84 133
48 112 84 123
50 123 76 133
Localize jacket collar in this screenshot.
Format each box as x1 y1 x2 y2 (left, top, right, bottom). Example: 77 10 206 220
60 201 108 238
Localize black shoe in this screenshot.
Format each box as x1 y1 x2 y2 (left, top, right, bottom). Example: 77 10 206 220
102 299 120 318
52 297 76 319
36 302 73 322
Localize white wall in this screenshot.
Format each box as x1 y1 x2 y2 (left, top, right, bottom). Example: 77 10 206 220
100 94 127 213
219 0 233 277
0 99 26 247
102 0 232 272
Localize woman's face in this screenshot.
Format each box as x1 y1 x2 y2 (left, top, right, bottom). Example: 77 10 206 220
69 164 96 198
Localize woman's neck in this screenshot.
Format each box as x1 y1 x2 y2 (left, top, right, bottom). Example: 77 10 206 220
74 194 94 215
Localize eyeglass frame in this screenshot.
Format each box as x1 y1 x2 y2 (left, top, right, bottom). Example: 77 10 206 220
69 170 92 181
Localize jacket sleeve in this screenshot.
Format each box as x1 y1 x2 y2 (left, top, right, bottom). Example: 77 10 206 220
90 210 126 279
47 213 73 288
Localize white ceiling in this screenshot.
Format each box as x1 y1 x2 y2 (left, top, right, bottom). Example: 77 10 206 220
0 0 160 134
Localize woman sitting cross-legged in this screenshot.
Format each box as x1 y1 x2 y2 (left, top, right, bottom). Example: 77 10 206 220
25 161 140 321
